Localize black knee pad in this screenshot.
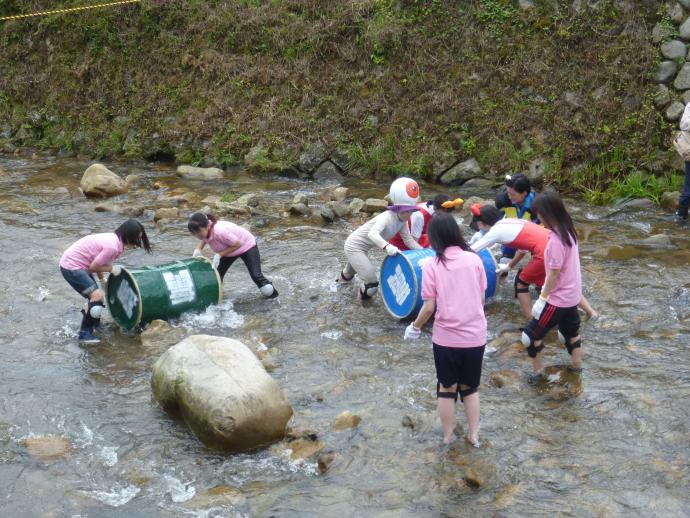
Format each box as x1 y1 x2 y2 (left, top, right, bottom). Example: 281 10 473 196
360 282 379 299
521 331 544 358
436 382 458 402
566 338 582 355
459 387 477 402
514 270 529 298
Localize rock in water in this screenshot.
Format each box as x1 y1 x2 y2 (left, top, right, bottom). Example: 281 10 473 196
176 165 224 180
80 164 128 197
333 411 362 430
151 334 293 452
22 436 71 461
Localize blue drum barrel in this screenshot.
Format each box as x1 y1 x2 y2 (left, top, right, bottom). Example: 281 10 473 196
380 248 497 319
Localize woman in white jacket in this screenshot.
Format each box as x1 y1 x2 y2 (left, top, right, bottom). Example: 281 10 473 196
337 177 424 299
678 103 690 221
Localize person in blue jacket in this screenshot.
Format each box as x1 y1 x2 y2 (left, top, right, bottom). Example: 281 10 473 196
494 173 538 258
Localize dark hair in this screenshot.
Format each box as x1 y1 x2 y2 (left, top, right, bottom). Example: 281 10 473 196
115 219 151 252
531 192 577 247
187 212 218 234
427 212 469 265
431 194 452 211
505 173 531 195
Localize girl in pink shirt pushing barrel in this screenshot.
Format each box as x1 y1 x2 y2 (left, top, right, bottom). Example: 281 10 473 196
521 192 583 383
404 212 487 447
59 219 151 344
188 213 278 299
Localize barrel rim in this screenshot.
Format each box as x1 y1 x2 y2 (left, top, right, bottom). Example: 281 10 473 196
194 256 223 305
105 266 143 330
380 252 421 319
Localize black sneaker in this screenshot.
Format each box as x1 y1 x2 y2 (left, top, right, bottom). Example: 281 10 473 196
527 373 545 385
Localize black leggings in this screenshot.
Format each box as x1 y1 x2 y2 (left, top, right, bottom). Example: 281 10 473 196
216 245 271 288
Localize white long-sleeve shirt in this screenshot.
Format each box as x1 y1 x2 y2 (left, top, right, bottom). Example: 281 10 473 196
680 103 690 131
345 210 422 252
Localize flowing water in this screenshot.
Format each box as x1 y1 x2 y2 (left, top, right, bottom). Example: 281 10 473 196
0 154 689 517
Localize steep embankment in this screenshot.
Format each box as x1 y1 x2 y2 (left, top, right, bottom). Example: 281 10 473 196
0 0 674 194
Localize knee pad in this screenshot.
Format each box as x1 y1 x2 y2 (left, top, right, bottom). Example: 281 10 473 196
259 284 275 297
514 272 530 298
521 331 544 358
360 282 379 299
88 300 105 319
459 387 477 402
436 382 458 402
566 338 582 355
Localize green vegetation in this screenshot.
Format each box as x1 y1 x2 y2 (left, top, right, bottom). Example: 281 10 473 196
0 0 679 202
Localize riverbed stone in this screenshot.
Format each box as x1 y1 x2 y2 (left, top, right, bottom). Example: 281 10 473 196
655 61 679 84
676 63 690 90
287 437 325 459
80 164 128 197
140 319 187 350
331 201 351 218
363 198 388 213
461 178 494 190
349 198 365 214
313 160 344 183
151 334 293 452
331 186 349 202
666 101 686 122
661 191 681 209
681 17 690 41
154 207 179 222
654 85 671 109
320 204 336 222
289 203 311 216
292 193 308 206
489 370 521 390
463 459 496 489
177 165 224 180
22 436 71 461
661 40 688 61
333 411 361 431
236 193 260 207
636 234 673 248
669 3 686 24
439 158 482 185
317 452 337 474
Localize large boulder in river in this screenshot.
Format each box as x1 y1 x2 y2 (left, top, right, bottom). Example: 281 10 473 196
80 164 128 197
151 334 293 452
439 158 482 185
177 165 224 180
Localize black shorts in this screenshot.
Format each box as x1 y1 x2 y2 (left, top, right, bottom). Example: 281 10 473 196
433 343 485 389
524 303 580 341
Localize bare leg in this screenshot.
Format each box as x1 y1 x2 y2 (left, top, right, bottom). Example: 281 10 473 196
578 297 598 320
437 383 457 444
460 384 480 445
517 292 532 320
532 342 545 374
569 335 583 369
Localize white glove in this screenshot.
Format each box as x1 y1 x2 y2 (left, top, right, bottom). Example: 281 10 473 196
111 264 122 276
496 263 511 275
531 297 547 320
385 244 400 256
212 254 221 269
192 248 203 258
404 323 422 340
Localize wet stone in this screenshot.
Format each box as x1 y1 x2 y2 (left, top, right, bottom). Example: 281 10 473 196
289 203 311 216
288 437 325 459
363 198 388 213
154 207 179 222
292 193 308 206
331 186 349 202
333 411 362 431
349 198 365 213
317 452 337 474
22 435 71 461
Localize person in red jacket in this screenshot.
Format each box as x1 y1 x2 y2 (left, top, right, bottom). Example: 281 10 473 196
388 194 464 250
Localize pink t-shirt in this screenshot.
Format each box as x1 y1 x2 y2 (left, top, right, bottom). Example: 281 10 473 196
59 233 124 271
205 221 256 257
421 247 487 348
544 232 582 308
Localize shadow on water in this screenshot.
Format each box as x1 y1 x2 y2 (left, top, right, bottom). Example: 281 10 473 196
0 155 689 516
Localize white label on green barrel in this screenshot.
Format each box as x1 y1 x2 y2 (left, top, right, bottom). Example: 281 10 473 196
388 265 411 305
163 270 196 305
117 280 138 319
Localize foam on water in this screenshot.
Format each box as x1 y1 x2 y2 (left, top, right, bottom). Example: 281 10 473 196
83 484 140 507
37 286 50 301
179 300 244 330
55 324 77 339
320 330 342 340
164 475 197 503
100 446 118 467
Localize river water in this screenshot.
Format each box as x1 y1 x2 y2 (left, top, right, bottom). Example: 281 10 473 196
0 154 689 517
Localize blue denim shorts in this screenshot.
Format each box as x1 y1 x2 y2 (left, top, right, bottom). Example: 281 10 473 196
60 267 98 298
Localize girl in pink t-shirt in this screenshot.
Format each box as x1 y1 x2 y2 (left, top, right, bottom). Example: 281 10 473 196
403 212 487 447
188 213 278 299
522 192 583 382
59 219 151 343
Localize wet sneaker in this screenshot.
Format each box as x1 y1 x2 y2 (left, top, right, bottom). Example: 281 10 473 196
675 209 689 224
78 329 100 344
266 288 279 299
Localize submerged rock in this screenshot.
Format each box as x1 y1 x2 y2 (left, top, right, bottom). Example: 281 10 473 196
154 207 179 222
80 164 128 198
317 452 337 474
333 411 361 431
635 234 673 248
140 319 187 350
22 435 71 461
289 203 311 216
177 165 224 180
151 334 293 452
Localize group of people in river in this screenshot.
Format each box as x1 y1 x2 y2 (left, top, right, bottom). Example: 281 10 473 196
59 173 593 448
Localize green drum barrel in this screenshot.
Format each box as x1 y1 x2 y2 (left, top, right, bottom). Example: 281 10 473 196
106 257 222 330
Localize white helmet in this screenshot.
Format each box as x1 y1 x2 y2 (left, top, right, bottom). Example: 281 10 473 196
389 177 420 207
